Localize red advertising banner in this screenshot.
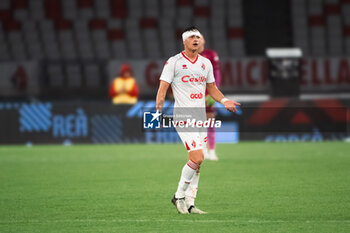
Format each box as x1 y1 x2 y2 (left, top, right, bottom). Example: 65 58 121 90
108 58 350 94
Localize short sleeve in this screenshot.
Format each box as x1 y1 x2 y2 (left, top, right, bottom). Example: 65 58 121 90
159 58 175 84
206 61 215 84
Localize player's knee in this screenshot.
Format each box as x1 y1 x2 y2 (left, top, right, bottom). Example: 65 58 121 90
189 150 204 165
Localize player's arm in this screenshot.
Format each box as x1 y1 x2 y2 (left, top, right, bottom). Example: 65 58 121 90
206 82 240 112
156 80 170 112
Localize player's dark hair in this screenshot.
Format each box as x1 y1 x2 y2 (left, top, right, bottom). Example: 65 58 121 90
183 26 199 33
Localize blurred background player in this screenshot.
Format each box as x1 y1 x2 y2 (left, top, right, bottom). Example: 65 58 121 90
198 36 221 161
109 64 139 104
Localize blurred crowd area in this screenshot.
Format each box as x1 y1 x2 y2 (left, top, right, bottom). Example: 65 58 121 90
0 0 349 100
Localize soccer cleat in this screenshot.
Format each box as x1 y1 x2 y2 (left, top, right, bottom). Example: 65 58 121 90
171 195 189 214
188 205 207 214
208 150 219 161
203 148 210 159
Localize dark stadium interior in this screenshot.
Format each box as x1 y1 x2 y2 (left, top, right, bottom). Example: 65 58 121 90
0 0 349 100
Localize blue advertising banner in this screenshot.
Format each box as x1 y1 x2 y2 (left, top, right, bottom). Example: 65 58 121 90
0 99 349 145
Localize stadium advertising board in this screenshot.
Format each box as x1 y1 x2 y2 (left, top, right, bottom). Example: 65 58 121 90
0 99 348 145
108 58 350 94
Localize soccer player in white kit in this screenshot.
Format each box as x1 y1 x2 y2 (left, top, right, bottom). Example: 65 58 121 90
156 26 240 214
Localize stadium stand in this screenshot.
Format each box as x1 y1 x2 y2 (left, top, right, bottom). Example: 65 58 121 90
0 0 348 97
291 0 350 56
0 0 245 62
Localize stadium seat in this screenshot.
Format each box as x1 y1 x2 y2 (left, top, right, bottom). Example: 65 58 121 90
107 18 127 59
62 0 77 20
66 64 82 87
161 0 176 18
13 0 29 22
28 0 45 21
90 18 111 59
74 19 95 59
226 0 245 57
342 0 350 54
39 20 61 59
78 0 94 20
110 0 127 19
45 0 62 21
159 19 177 57
291 0 310 55
126 18 144 59
107 19 123 29
142 19 161 59
211 18 228 57
23 21 43 59
84 63 101 86
342 1 350 24
7 22 28 60
327 16 343 55
128 0 143 19
95 0 110 19
227 27 245 57
57 20 78 60
210 0 225 20
144 0 159 18
110 36 127 59
177 6 193 20
47 64 64 87
308 0 324 15
0 22 11 61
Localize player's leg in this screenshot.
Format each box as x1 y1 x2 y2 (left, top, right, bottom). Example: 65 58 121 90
172 150 202 214
174 151 202 199
185 132 207 214
171 133 203 214
207 125 218 160
206 110 219 160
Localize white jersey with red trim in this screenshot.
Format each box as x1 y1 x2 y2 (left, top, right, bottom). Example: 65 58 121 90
160 52 215 109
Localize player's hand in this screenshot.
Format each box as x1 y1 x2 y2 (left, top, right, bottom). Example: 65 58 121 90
224 100 241 112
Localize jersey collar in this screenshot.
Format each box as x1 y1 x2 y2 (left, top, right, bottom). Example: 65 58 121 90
181 51 199 64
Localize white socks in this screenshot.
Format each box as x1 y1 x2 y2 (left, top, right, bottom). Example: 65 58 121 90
175 160 199 199
185 171 200 207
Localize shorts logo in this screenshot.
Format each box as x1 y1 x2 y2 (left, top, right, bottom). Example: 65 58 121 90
143 110 161 129
190 93 203 99
201 63 205 70
182 64 187 69
192 140 196 148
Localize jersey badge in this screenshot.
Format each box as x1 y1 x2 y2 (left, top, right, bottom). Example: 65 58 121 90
191 140 196 148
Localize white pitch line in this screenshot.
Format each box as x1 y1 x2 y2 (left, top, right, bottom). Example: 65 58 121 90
0 219 350 224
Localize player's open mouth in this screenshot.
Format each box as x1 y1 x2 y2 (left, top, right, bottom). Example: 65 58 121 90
193 43 198 46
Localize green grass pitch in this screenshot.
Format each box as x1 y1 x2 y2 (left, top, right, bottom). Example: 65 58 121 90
0 142 349 233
